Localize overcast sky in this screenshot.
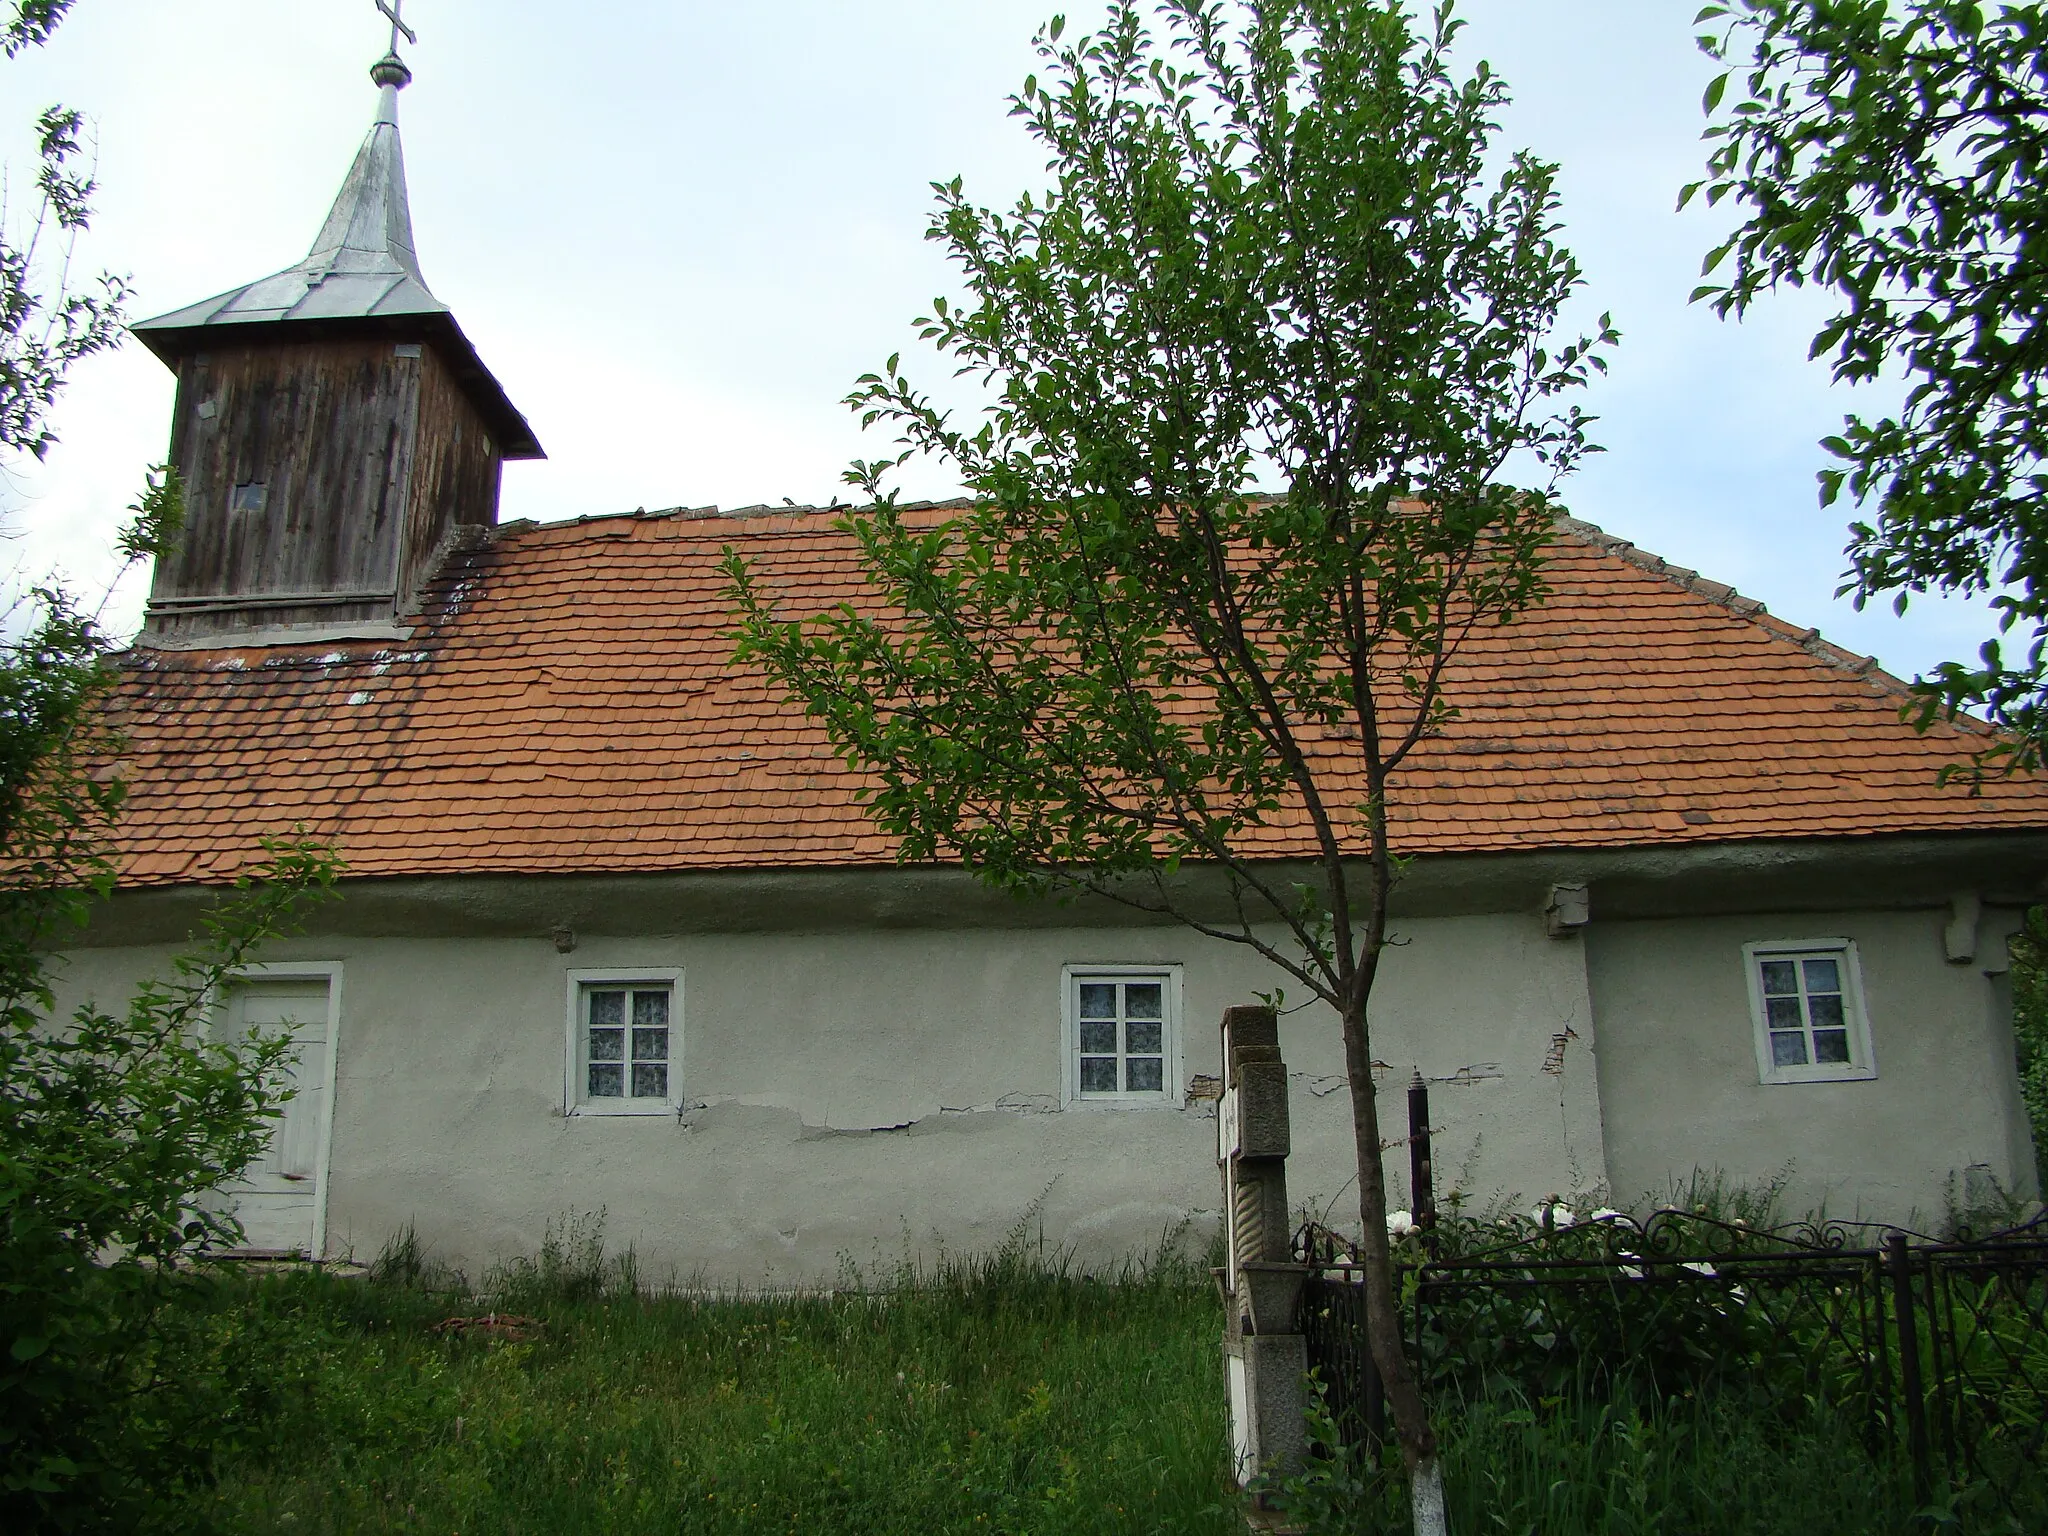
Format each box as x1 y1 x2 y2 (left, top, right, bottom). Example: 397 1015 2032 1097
0 0 1994 682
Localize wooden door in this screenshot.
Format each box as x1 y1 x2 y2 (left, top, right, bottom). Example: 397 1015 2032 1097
216 977 335 1256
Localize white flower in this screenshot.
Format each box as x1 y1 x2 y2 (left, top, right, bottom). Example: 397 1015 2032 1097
1387 1209 1416 1237
1531 1201 1576 1229
1589 1208 1624 1223
1682 1260 1718 1278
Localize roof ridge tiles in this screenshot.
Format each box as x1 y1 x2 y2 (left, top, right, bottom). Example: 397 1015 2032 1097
486 495 984 545
1554 514 1933 713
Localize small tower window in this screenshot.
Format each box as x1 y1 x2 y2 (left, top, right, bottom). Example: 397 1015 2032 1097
230 482 269 515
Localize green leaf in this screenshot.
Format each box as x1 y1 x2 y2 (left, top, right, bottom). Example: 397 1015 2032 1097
1686 0 2048 754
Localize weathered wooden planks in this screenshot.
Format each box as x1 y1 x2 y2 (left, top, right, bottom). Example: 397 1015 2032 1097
145 334 503 643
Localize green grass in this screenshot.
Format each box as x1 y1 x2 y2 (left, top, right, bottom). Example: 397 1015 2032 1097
164 1254 1239 1535
151 1220 2045 1534
1276 1387 1937 1536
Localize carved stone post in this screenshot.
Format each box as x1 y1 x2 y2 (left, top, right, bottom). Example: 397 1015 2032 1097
1217 1004 1308 1488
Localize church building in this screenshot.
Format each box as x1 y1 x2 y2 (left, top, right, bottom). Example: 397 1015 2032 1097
54 29 2048 1278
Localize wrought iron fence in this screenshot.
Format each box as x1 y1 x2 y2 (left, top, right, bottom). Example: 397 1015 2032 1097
1913 1223 2048 1517
1294 1208 2048 1525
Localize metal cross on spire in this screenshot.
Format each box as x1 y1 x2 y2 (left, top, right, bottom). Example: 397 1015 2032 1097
378 0 418 56
370 0 417 92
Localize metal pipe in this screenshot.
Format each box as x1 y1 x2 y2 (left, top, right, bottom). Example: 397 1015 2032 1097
1885 1231 1933 1511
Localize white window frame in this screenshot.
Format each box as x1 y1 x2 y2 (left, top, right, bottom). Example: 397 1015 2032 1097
222 961 344 1258
1743 939 1877 1085
1061 964 1183 1109
564 967 683 1116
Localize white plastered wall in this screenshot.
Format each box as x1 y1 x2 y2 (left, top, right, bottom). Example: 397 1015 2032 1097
47 907 1603 1285
1586 905 2041 1225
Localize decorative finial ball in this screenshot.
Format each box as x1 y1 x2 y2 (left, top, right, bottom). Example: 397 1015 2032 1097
371 51 413 89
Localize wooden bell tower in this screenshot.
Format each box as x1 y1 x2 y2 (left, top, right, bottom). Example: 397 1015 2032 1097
130 17 542 648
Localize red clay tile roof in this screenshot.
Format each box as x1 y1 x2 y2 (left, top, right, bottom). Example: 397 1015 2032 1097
102 502 2048 888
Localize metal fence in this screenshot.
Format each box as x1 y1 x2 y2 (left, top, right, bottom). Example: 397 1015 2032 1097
1294 1209 2048 1524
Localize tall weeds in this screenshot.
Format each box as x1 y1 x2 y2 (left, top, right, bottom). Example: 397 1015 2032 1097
169 1220 1234 1536
483 1210 639 1307
1274 1383 1913 1535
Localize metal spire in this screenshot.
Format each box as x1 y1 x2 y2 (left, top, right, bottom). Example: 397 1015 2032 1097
131 0 437 323
129 0 546 461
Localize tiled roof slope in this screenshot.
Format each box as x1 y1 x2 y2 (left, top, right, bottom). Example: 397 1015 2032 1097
103 503 2048 887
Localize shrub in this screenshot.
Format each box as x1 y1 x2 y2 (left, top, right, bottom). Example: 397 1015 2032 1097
0 599 339 1531
2010 908 2048 1192
1405 1205 1864 1408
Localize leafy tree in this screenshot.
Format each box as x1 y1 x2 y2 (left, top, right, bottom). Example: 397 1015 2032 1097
2 0 122 465
0 759 339 1529
3 1 79 54
0 5 344 1526
729 1 1613 1523
0 482 344 1531
1689 0 2048 769
2009 910 2048 1192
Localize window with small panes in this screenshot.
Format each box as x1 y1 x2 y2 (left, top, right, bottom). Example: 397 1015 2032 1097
568 974 680 1113
1743 940 1876 1085
1066 968 1179 1104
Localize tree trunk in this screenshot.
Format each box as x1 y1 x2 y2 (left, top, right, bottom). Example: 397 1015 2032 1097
1340 993 1446 1534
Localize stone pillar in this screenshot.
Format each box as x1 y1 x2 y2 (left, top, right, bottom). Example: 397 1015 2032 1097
1217 1004 1308 1488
